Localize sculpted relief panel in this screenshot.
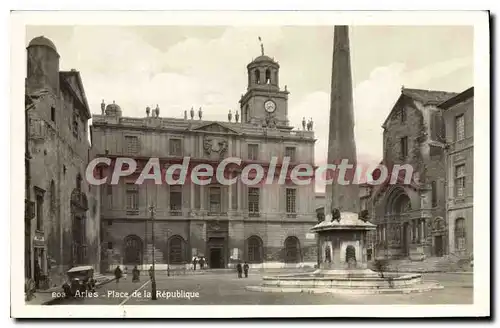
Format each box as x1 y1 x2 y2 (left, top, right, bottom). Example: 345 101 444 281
203 136 228 159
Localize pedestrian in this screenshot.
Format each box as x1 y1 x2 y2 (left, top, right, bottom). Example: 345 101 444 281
199 257 205 270
114 266 122 283
243 262 249 278
148 265 154 281
34 260 41 289
192 257 198 271
132 265 140 282
236 262 242 278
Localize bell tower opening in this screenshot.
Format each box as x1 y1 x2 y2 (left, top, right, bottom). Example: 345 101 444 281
254 69 261 85
265 69 271 84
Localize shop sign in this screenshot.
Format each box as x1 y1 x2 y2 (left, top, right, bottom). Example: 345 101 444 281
33 231 45 247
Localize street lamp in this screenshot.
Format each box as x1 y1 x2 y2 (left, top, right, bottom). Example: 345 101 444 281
149 204 157 300
166 229 172 277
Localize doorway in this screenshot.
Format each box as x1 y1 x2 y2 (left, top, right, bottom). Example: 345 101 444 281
434 235 444 257
209 248 223 268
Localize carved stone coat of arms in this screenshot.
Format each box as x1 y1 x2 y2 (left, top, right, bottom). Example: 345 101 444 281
203 136 228 158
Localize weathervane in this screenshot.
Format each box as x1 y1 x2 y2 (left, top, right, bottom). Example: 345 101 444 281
258 36 264 56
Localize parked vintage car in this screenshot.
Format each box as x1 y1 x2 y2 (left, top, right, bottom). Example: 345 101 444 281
62 266 96 298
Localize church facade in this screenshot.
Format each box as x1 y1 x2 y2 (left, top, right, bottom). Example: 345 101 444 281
366 88 459 261
92 53 318 270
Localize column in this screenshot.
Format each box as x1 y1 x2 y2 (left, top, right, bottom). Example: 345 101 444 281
420 219 425 243
200 185 205 210
190 182 194 210
228 183 232 213
237 179 241 211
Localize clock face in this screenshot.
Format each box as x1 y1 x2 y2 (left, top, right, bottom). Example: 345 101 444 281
264 100 276 113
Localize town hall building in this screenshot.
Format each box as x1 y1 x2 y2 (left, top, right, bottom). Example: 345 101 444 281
91 51 318 270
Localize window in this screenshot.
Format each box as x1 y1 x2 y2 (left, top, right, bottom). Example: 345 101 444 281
401 108 406 123
36 195 43 231
50 180 55 213
209 187 221 214
72 112 79 139
455 165 466 198
400 136 408 158
107 242 113 250
455 218 466 251
106 185 113 208
247 236 263 263
168 236 186 264
431 181 437 207
248 144 259 160
76 174 82 191
194 184 201 209
285 147 296 162
231 180 238 210
286 188 296 214
248 188 260 216
169 139 182 156
126 184 139 214
51 106 56 122
125 136 139 154
455 114 465 141
170 185 182 215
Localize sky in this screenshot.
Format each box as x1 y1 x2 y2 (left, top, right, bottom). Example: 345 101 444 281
26 25 473 191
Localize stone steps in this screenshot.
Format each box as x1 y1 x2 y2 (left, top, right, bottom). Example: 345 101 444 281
373 256 472 273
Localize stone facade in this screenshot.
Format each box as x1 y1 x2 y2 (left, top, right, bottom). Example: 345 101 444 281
25 36 100 286
92 53 318 271
365 88 460 260
440 88 474 258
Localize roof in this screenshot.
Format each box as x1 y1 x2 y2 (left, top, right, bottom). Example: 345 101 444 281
311 212 376 232
437 87 474 109
59 70 91 119
382 87 458 128
28 36 57 52
401 88 458 106
67 265 94 273
248 55 279 68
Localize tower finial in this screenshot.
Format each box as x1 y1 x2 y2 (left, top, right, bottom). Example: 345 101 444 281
258 36 264 56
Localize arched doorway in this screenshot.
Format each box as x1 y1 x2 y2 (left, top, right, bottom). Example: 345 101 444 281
246 236 263 263
345 245 356 267
384 187 411 256
124 235 143 265
70 187 88 266
433 217 446 257
284 236 300 263
168 235 186 264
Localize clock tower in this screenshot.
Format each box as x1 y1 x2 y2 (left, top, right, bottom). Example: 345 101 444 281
239 41 290 128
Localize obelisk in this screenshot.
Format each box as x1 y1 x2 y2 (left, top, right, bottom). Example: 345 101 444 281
325 26 360 218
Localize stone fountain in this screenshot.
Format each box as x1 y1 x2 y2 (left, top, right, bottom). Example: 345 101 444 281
246 26 442 294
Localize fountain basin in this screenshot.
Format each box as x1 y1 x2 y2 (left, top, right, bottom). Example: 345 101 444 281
247 270 443 294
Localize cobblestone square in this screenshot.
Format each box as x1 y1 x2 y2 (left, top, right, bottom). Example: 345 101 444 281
54 272 473 306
